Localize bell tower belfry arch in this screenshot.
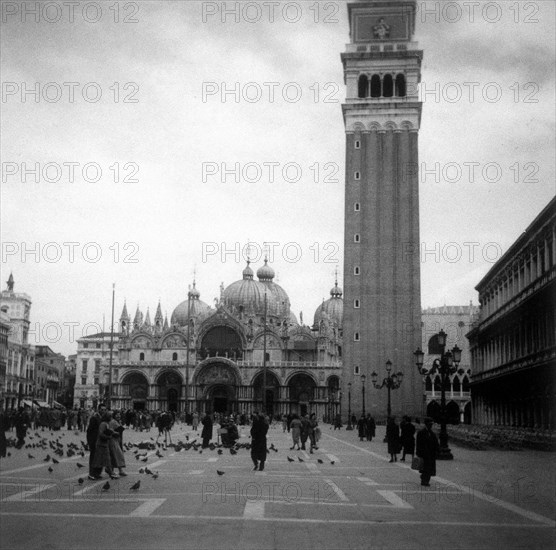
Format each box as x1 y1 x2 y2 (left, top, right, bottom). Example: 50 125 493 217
341 1 423 419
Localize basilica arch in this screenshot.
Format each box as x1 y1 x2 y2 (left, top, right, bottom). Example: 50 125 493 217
287 372 318 417
120 371 150 410
155 369 183 412
252 370 280 417
193 358 242 415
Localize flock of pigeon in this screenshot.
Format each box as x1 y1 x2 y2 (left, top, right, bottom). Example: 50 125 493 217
8 430 335 492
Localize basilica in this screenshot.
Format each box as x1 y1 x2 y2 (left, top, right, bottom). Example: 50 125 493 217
108 260 343 419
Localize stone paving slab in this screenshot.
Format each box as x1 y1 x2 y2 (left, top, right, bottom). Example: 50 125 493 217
1 422 554 549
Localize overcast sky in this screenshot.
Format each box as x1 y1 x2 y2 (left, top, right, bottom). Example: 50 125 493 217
1 0 555 357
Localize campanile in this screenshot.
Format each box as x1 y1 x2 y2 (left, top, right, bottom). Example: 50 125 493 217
341 1 422 419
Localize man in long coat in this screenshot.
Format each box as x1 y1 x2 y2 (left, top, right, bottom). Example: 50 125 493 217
415 417 440 486
201 413 213 448
86 404 106 480
250 412 269 471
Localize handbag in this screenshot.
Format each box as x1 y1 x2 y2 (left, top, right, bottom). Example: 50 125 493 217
411 456 423 471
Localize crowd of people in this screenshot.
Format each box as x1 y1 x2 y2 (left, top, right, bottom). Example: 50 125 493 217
1 403 440 487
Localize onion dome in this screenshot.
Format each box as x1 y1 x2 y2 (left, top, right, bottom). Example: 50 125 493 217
221 261 271 316
256 258 275 282
171 282 212 326
313 281 343 328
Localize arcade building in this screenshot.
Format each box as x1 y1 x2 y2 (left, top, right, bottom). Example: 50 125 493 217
103 260 343 419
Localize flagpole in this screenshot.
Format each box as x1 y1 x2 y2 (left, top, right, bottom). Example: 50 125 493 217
107 283 115 409
263 291 267 414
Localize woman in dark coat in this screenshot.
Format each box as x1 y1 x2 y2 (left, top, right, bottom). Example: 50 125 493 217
92 411 118 479
201 414 213 448
386 416 401 462
250 413 269 471
416 417 440 486
357 414 366 441
399 415 416 462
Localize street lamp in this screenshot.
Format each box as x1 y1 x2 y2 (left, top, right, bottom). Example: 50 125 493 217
414 329 462 460
346 382 353 430
371 360 403 421
361 374 366 416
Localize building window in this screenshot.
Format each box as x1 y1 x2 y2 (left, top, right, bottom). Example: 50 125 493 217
139 352 145 361
354 234 360 243
354 299 360 308
81 377 87 385
83 343 88 349
370 74 381 97
94 359 101 373
358 74 369 98
172 352 178 361
354 171 360 180
354 332 360 341
96 343 101 349
82 360 88 372
354 266 360 275
355 140 361 149
354 365 360 375
94 377 99 385
354 203 360 212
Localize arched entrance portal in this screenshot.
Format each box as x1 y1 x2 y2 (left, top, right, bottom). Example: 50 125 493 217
195 361 240 415
157 370 183 412
253 371 280 417
288 373 316 416
122 372 149 410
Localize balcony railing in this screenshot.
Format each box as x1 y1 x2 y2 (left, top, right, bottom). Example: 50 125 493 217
345 42 421 54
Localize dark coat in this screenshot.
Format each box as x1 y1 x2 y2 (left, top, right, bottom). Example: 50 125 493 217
416 426 439 477
400 419 416 455
365 416 376 439
357 417 366 438
250 417 269 462
86 413 102 448
386 420 401 454
201 416 213 441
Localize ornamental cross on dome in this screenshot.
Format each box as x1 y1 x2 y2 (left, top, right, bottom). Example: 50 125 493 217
373 17 390 39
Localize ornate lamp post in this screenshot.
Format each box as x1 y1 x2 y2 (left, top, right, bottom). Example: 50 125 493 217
414 329 462 460
361 374 366 416
371 360 403 420
346 382 353 430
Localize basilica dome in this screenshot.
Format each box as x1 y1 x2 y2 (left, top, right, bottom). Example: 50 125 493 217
171 283 212 326
313 282 343 327
222 260 291 318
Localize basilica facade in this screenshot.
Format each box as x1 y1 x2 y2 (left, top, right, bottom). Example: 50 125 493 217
106 260 343 419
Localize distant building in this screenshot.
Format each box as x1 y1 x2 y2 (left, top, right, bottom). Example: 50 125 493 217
467 197 555 431
421 304 479 424
1 274 34 410
73 333 119 409
34 345 66 406
0 306 10 406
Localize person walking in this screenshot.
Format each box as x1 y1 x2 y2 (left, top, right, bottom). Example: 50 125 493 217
334 413 342 430
250 412 269 471
289 414 301 450
357 414 366 441
14 407 30 449
308 413 319 453
300 414 310 451
365 414 376 441
386 416 401 462
108 412 127 477
192 411 199 432
201 413 213 448
399 415 416 462
416 417 440 486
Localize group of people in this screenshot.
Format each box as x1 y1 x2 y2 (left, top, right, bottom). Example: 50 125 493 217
287 413 320 452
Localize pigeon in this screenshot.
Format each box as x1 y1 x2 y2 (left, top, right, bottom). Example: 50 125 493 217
330 461 335 465
217 470 225 476
230 449 237 455
130 480 141 490
78 478 84 485
287 456 294 463
145 467 152 475
52 458 59 464
76 463 84 468
139 468 145 474
317 459 323 464
155 451 163 458
48 466 53 473
44 455 51 462
217 449 223 455
151 473 159 480
102 481 110 491
28 454 35 459
297 457 304 462
141 457 148 462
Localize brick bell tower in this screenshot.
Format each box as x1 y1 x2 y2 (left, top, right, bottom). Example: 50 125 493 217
341 0 423 421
